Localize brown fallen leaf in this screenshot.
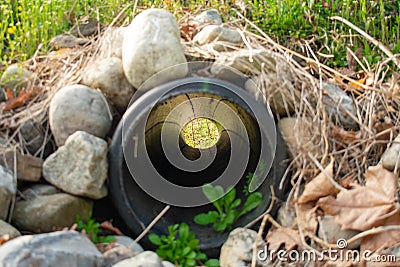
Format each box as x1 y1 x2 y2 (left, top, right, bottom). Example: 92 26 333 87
374 120 394 141
331 126 359 145
266 227 302 251
361 213 400 252
99 221 124 236
298 159 338 204
318 165 398 231
297 202 319 234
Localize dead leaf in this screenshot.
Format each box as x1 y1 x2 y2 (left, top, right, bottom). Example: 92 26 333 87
5 88 14 100
361 213 400 252
349 78 365 89
297 203 319 234
365 71 375 86
339 173 356 189
266 227 302 251
298 159 338 204
374 121 394 141
0 234 12 245
99 221 124 236
331 126 359 144
318 165 398 231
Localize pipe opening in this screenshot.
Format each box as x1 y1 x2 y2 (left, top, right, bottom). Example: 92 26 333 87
144 89 261 187
181 118 220 149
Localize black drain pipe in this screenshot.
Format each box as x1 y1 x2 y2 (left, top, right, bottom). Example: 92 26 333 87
108 64 288 256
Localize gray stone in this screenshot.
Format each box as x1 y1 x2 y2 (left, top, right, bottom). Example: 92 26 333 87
317 215 361 250
114 236 144 253
0 231 104 267
278 117 316 156
12 184 93 233
0 165 16 221
50 34 89 49
0 65 39 98
20 114 54 156
70 18 99 37
49 84 112 146
381 134 400 172
122 9 188 89
0 220 20 238
81 57 135 112
194 9 222 25
43 131 108 199
193 25 242 51
103 246 141 267
322 82 357 129
103 236 144 267
99 27 126 59
211 49 276 75
112 251 163 267
276 202 295 228
21 184 60 197
220 228 265 267
245 74 297 116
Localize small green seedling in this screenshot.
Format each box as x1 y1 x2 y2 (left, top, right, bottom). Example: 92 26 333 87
194 184 263 232
76 213 115 244
149 223 219 267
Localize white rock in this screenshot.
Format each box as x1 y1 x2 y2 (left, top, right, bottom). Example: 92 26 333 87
0 231 104 267
194 9 222 24
245 74 297 116
99 27 126 59
318 215 361 250
42 131 108 199
0 165 16 221
11 184 93 233
0 220 20 238
278 117 317 156
193 25 242 51
381 134 400 171
49 84 112 146
103 237 144 267
162 261 176 267
104 246 140 267
122 9 188 89
220 228 266 267
322 82 357 129
211 49 276 75
114 236 144 253
81 57 135 112
112 251 163 267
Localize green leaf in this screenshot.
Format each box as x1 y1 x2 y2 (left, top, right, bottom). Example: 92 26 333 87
230 198 241 209
205 259 220 267
148 233 162 246
194 211 219 225
223 187 236 207
179 223 189 241
182 246 191 256
239 192 263 217
185 258 196 267
196 252 207 261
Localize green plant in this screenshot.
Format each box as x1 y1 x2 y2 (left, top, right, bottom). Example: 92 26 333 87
194 183 263 232
148 223 219 267
76 213 115 244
